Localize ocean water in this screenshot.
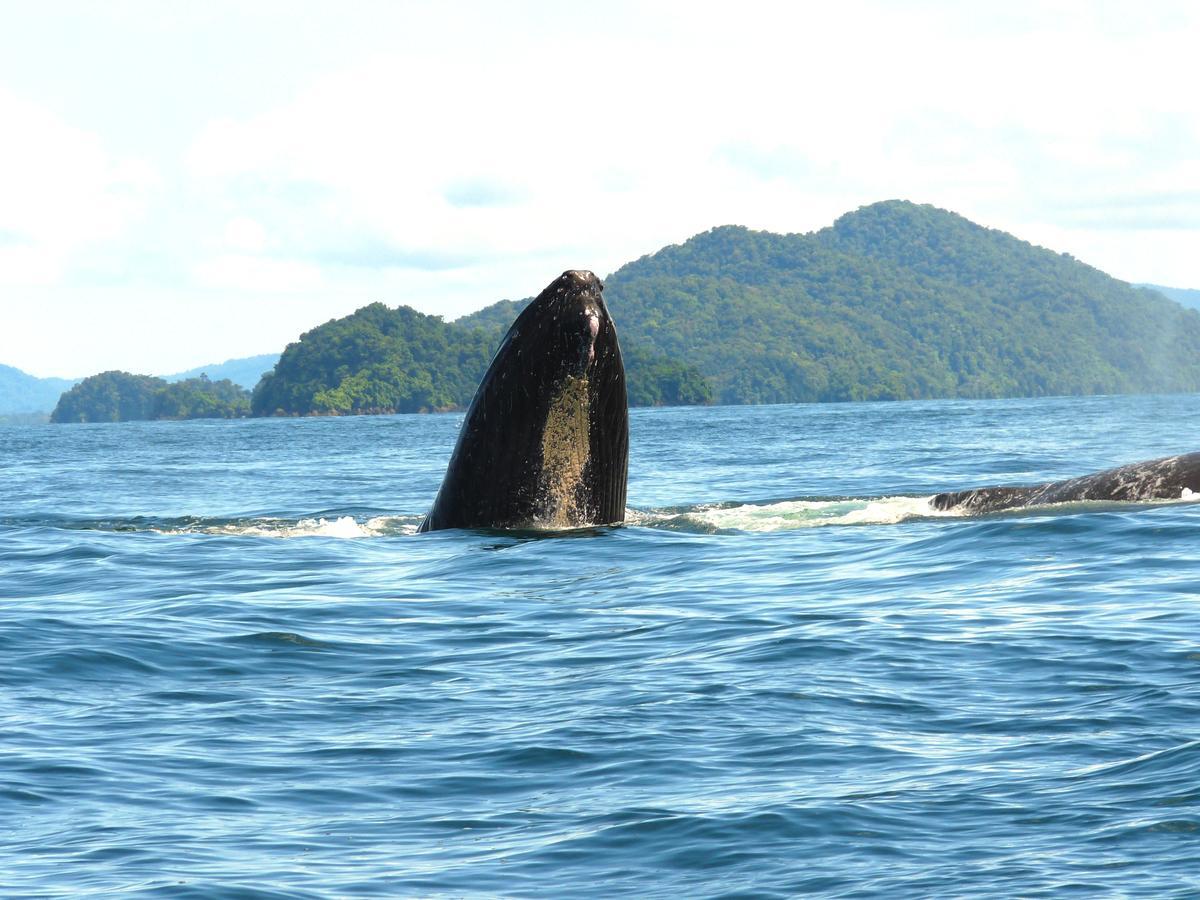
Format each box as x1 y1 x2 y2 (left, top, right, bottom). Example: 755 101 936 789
3 394 1200 898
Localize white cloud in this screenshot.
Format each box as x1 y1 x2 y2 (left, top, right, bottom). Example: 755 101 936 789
2 0 1199 375
0 87 158 286
222 217 270 254
193 254 324 293
178 1 1200 281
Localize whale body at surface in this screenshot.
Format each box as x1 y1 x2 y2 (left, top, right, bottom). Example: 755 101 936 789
931 451 1200 514
419 270 628 532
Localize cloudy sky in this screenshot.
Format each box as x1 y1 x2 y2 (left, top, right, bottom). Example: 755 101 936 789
2 1 1198 377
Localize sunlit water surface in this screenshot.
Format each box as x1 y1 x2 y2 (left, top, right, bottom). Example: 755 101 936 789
3 395 1200 897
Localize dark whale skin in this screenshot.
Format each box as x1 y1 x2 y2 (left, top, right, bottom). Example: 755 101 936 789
419 270 628 532
931 451 1200 514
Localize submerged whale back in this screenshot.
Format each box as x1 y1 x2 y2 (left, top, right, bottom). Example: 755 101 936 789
420 271 628 532
932 451 1200 513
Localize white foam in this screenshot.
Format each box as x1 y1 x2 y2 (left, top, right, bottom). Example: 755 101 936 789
153 515 418 538
633 496 959 532
212 516 379 538
298 516 375 538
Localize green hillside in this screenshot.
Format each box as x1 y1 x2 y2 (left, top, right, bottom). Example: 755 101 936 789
251 304 497 416
591 201 1200 403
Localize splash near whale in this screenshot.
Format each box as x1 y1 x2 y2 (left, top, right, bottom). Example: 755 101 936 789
930 451 1200 514
419 270 628 532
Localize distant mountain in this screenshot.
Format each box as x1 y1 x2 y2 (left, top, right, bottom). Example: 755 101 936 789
0 364 78 416
1140 284 1200 312
587 201 1200 403
163 353 280 390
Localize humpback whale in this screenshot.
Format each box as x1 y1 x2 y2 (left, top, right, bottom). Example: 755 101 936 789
931 451 1200 514
419 270 628 532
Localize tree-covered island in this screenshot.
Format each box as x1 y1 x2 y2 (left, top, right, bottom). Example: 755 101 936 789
51 373 251 423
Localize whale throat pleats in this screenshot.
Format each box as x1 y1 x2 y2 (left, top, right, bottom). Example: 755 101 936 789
536 376 592 527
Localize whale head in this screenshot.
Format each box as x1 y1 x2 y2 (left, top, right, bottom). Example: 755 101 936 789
419 270 628 531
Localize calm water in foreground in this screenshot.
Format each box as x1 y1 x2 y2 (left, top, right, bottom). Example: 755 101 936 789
3 395 1200 898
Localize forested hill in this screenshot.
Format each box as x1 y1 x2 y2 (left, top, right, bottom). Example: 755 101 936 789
252 304 498 416
239 199 1200 417
584 200 1200 403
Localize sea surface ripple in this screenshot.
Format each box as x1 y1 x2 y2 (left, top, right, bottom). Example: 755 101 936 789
3 395 1200 897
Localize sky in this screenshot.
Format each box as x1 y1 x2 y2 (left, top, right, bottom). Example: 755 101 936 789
2 1 1198 378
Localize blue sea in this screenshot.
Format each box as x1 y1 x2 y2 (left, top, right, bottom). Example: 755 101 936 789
3 394 1200 898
